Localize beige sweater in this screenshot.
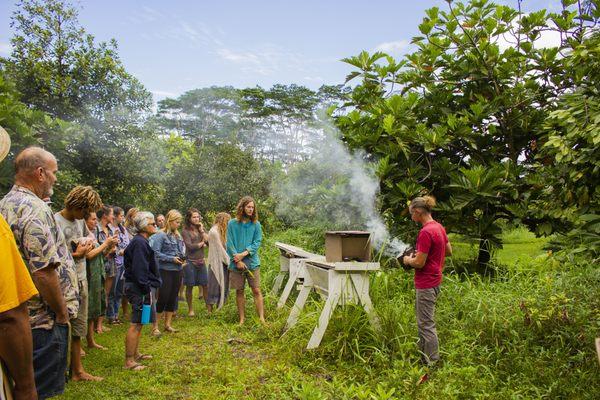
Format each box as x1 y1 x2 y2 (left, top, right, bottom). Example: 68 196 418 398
207 225 230 309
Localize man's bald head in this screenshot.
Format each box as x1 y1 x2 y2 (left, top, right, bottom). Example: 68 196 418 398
14 146 58 199
14 147 56 178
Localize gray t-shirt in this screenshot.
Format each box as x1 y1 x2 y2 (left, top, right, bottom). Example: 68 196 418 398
54 212 89 281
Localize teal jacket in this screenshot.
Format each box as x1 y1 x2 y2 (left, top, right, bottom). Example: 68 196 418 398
226 219 262 271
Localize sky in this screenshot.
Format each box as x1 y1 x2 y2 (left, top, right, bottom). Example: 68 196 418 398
0 0 560 103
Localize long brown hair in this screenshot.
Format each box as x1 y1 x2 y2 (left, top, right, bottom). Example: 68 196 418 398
235 196 258 222
184 208 202 231
213 212 231 246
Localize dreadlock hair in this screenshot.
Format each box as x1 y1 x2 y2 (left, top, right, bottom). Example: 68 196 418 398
64 185 103 213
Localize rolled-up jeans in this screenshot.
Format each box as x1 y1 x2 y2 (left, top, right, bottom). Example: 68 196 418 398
107 264 125 320
31 322 69 399
416 286 441 365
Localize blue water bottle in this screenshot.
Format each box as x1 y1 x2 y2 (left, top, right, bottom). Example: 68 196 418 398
141 295 151 325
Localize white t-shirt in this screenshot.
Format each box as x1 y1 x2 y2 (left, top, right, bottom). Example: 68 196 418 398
54 212 89 281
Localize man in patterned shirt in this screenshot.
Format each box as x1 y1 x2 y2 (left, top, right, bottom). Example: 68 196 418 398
0 146 79 399
0 127 38 400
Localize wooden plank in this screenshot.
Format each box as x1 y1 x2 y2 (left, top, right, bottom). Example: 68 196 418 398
306 260 380 271
275 241 324 260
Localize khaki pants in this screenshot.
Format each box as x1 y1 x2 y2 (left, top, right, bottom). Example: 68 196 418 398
416 286 440 365
70 279 88 338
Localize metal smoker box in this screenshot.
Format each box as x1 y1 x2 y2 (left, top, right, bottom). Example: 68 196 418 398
324 231 372 262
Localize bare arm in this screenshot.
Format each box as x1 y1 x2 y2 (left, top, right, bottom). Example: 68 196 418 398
86 240 109 260
31 266 68 324
405 251 428 269
0 303 36 398
445 242 453 257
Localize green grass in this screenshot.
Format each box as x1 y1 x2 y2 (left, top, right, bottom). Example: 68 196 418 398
58 228 599 399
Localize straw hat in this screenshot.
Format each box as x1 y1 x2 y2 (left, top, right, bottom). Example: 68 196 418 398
0 126 10 163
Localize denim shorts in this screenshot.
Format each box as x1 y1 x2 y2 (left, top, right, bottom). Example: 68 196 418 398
183 260 208 286
31 322 69 399
104 258 116 278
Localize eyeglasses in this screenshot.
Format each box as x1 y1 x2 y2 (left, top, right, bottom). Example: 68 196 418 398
148 222 157 226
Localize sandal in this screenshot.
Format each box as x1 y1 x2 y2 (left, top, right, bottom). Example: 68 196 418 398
135 354 153 362
164 326 178 333
151 328 161 337
124 363 147 371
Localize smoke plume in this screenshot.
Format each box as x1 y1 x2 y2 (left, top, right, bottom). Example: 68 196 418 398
273 117 409 257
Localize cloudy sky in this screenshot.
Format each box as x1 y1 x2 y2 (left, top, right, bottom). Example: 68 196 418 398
0 0 560 102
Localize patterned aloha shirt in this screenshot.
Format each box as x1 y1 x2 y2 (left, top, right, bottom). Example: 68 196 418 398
0 185 79 330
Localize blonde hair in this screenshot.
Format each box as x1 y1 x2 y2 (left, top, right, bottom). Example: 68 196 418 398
410 195 436 213
64 185 103 212
213 212 231 246
124 207 139 228
235 196 258 222
163 209 183 237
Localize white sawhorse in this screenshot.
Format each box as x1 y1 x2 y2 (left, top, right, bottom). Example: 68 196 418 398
272 242 325 309
284 261 380 349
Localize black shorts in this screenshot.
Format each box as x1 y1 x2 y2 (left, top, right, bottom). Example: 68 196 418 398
124 282 156 324
31 322 69 399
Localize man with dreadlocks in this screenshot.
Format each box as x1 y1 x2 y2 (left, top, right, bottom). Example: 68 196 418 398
55 186 104 382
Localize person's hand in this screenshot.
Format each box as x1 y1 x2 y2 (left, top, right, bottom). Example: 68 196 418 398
233 253 244 263
174 257 185 265
107 235 119 247
236 261 247 271
199 241 205 248
73 241 90 258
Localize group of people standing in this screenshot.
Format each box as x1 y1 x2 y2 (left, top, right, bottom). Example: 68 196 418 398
0 137 265 400
0 127 452 398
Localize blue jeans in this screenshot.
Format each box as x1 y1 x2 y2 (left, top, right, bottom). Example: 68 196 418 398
107 265 125 320
31 322 69 399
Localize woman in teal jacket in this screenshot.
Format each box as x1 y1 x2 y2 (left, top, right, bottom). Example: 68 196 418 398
227 196 264 325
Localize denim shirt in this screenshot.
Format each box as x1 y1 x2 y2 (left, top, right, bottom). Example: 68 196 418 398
149 231 186 271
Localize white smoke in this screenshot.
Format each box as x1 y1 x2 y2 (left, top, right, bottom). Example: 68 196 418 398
274 116 409 258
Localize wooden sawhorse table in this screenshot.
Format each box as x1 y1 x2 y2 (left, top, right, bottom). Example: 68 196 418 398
283 259 380 349
273 242 325 309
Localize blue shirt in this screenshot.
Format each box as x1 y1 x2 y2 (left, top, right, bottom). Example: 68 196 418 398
149 231 186 271
226 219 262 271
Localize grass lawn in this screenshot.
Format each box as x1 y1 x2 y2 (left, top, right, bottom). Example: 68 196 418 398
57 228 597 399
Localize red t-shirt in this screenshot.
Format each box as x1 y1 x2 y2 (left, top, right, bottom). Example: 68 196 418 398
414 220 448 289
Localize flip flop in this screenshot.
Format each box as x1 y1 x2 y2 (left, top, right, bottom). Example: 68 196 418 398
135 354 153 361
124 363 147 371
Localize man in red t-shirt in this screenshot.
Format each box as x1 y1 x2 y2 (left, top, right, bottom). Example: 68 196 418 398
402 196 452 378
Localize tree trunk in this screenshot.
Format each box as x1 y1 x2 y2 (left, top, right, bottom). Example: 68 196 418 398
477 238 492 274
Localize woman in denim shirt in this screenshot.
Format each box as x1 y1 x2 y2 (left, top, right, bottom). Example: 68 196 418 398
150 209 186 332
